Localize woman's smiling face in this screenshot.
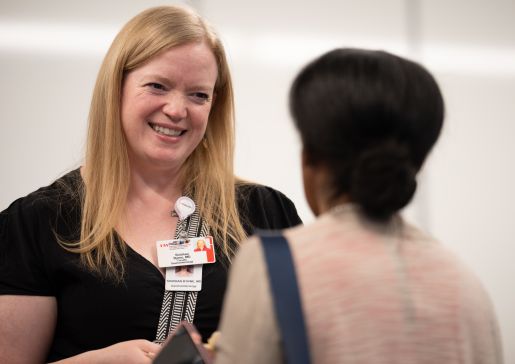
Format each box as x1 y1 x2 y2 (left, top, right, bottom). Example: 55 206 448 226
121 41 218 173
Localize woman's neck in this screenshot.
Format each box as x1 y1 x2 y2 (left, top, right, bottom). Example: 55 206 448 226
126 166 184 213
117 164 183 252
317 195 351 215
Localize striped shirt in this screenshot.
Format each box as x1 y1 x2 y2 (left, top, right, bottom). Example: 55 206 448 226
216 205 503 364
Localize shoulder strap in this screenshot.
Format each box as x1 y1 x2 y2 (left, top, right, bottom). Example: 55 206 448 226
260 233 311 364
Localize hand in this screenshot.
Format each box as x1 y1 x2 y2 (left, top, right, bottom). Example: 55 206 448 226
52 339 161 364
96 340 161 363
203 331 220 360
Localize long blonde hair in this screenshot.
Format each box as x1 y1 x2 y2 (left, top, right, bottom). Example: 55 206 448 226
63 6 246 280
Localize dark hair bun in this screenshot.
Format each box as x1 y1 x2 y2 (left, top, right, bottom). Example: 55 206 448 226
349 141 417 220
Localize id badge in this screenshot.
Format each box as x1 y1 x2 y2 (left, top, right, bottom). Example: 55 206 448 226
165 264 202 291
156 236 216 268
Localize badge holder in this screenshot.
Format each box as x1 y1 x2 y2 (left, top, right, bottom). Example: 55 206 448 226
154 196 213 343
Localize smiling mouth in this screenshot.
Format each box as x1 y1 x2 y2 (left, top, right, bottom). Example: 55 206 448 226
149 122 185 137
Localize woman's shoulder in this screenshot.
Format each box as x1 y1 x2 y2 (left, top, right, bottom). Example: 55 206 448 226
0 169 82 296
236 181 294 204
1 168 82 220
235 181 302 233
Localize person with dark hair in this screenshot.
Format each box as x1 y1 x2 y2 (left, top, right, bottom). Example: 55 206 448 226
215 48 503 363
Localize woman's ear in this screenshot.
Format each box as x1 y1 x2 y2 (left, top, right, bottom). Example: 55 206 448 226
302 149 343 215
301 148 321 216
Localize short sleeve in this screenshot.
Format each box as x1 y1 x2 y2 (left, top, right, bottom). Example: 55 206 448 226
0 196 55 296
236 184 303 235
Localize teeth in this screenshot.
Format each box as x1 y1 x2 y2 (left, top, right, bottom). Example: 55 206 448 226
151 124 182 136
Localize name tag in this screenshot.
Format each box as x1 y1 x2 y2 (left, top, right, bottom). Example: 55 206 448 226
165 264 203 291
156 236 216 268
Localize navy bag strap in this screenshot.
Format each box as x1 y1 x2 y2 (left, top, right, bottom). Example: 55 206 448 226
260 233 311 364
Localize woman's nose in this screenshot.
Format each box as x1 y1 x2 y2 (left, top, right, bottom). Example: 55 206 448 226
162 92 187 121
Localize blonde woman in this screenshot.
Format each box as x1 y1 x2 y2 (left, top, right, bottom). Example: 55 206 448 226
0 6 301 363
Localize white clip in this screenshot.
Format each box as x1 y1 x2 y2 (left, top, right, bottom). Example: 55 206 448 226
174 196 196 221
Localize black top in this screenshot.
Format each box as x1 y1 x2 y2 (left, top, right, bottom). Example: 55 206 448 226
0 169 302 362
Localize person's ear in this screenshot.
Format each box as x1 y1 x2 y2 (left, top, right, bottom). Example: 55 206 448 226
301 148 321 216
301 148 309 168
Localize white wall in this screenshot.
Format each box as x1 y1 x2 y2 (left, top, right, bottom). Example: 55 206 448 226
1 0 513 361
421 3 515 362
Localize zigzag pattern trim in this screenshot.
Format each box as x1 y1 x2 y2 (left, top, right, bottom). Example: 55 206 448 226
188 212 200 236
184 291 198 323
154 202 209 341
155 290 173 341
168 291 186 334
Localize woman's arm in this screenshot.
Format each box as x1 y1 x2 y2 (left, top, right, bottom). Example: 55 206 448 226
0 295 57 364
0 295 161 364
50 340 161 364
215 237 283 364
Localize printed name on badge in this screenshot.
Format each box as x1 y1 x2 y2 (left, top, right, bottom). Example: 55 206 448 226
156 236 216 268
165 264 202 291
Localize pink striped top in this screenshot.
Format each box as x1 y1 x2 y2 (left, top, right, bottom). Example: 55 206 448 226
216 205 503 364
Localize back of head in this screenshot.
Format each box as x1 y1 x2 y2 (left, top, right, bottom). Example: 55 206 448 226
290 48 444 220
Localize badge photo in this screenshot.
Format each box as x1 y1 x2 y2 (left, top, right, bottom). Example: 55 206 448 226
157 236 216 268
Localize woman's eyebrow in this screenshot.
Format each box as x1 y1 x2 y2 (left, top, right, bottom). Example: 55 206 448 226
138 73 171 85
139 73 214 91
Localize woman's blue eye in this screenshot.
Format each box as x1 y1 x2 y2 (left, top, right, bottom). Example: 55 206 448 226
148 83 165 90
192 92 209 101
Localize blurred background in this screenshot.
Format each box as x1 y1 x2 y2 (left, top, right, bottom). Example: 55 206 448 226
1 0 514 361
